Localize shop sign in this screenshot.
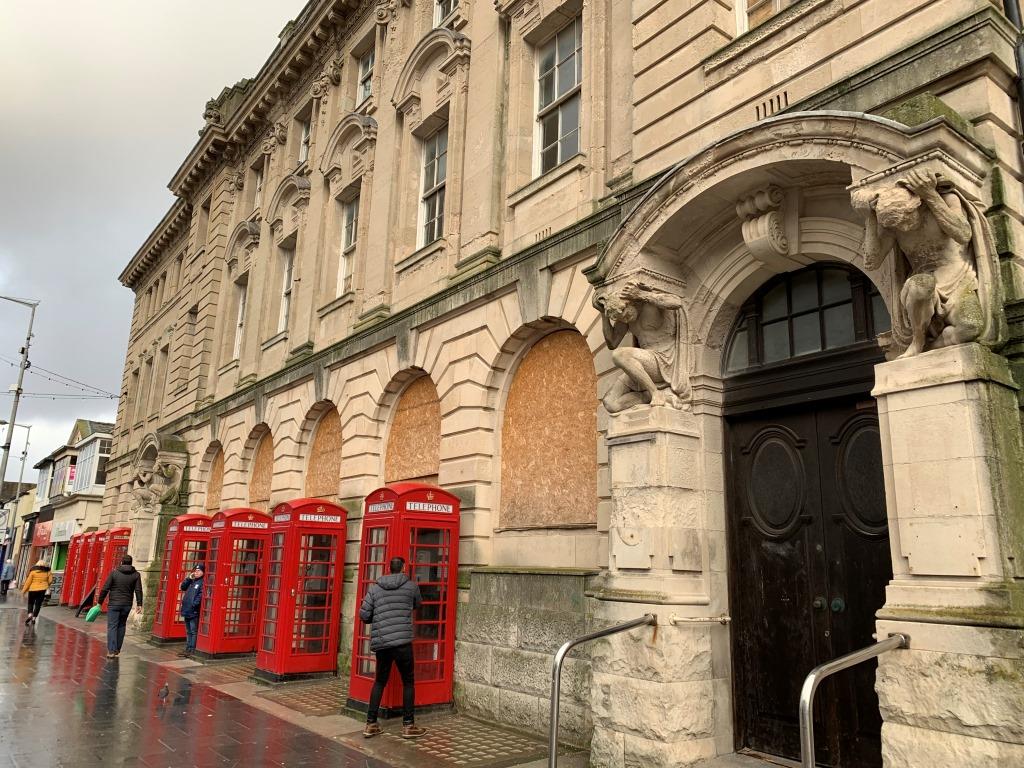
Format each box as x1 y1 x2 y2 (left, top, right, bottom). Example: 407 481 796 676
32 521 52 547
51 520 76 542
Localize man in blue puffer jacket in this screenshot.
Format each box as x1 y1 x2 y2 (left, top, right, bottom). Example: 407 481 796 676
178 564 204 657
360 556 425 739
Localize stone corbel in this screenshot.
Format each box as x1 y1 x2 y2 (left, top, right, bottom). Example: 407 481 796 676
396 94 422 133
736 186 792 270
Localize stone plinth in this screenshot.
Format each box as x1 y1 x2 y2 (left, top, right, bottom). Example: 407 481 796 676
872 344 1024 767
589 406 730 767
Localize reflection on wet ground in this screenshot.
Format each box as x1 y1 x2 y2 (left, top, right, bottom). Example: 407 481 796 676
0 598 395 768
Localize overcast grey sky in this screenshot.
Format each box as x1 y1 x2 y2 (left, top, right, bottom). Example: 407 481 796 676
0 1 307 481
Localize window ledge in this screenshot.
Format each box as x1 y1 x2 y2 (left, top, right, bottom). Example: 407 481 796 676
356 95 376 116
295 160 311 177
217 359 240 377
703 0 835 77
397 239 447 275
508 153 587 209
261 330 289 352
317 291 356 318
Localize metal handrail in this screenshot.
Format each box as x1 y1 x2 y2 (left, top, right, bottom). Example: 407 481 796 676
799 632 910 768
548 613 657 768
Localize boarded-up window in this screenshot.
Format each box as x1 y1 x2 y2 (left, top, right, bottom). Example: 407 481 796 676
249 432 273 512
205 449 224 513
385 377 440 484
500 331 597 528
306 409 342 499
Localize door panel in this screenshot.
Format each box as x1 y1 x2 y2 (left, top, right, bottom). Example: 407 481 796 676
728 397 889 768
817 402 891 767
728 409 835 764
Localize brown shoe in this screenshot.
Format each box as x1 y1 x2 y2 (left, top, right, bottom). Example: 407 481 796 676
401 724 426 739
363 723 382 738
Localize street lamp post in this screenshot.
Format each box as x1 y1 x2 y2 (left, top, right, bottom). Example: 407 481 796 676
0 296 39 498
0 421 30 570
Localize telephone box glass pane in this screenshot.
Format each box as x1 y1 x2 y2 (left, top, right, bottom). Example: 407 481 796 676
199 538 219 636
156 537 173 622
356 526 389 676
293 533 335 654
409 527 449 683
225 538 264 636
261 533 285 652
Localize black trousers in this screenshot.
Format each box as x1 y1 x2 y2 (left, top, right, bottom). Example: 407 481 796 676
26 590 46 617
366 643 416 724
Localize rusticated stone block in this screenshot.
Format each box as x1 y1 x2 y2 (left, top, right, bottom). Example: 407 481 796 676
499 688 544 732
883 721 1024 768
621 733 716 768
590 726 625 768
453 640 492 685
469 570 590 612
589 625 713 683
877 650 1024 743
455 680 499 721
491 646 590 703
591 673 714 742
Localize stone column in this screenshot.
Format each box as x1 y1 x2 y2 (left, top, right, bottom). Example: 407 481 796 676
587 406 729 767
872 343 1024 766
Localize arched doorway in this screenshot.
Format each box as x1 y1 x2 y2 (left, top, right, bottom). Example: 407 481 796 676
723 263 892 767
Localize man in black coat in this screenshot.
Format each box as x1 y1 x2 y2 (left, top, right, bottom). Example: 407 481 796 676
98 555 143 659
359 556 425 739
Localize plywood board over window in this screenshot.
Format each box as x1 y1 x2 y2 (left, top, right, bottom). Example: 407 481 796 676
385 377 441 484
206 449 224 513
501 330 597 528
249 432 274 512
306 409 342 499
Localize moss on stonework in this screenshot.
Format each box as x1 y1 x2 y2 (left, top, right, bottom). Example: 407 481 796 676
988 211 1014 257
879 93 975 137
989 167 1007 209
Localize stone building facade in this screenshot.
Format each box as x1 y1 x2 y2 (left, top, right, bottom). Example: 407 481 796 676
104 1 1024 766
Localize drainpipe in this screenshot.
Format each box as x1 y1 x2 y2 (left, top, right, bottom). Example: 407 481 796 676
1003 0 1024 151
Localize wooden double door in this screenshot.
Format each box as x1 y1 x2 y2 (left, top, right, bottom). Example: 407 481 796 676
726 396 892 767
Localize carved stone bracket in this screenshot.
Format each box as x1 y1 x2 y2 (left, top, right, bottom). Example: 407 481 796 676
736 185 789 263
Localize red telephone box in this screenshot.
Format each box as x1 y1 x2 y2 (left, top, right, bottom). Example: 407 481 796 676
195 508 271 659
94 527 132 609
348 483 460 714
60 534 84 605
254 499 348 682
73 532 103 607
152 514 212 643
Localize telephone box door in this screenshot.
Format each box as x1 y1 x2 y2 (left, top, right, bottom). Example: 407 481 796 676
350 503 396 703
60 535 82 605
153 515 211 641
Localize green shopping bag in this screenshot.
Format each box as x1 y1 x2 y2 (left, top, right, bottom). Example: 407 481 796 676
85 605 102 622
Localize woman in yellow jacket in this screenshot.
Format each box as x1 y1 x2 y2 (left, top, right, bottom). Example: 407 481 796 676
22 560 52 625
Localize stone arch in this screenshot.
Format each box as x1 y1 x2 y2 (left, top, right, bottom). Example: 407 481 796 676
392 28 471 115
200 441 225 514
319 113 378 180
244 423 274 512
381 371 441 484
497 328 599 529
302 402 343 500
266 172 312 235
225 221 260 268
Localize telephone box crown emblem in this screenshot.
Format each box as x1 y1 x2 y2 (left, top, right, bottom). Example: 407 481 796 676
427 491 434 501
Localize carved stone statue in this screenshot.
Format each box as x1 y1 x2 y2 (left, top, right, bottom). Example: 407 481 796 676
853 169 1005 358
130 459 184 514
597 282 690 413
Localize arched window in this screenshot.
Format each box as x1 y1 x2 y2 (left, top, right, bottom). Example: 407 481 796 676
500 330 597 528
306 409 342 499
205 448 224 514
725 264 891 374
384 377 441 484
249 431 274 512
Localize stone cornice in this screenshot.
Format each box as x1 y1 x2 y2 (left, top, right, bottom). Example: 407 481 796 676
119 199 192 289
168 0 368 200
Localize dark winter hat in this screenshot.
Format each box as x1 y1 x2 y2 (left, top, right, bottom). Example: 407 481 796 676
121 555 133 565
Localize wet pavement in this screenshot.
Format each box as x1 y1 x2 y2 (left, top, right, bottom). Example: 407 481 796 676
0 598 395 768
0 596 581 768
